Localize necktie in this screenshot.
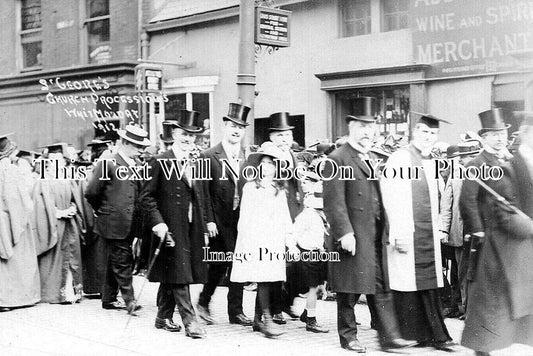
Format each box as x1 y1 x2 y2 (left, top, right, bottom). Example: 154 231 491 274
232 152 240 210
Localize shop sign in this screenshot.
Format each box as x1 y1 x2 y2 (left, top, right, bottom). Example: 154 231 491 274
412 0 533 78
135 64 163 93
255 6 291 47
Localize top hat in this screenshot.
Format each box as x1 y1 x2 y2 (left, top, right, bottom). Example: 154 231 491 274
117 125 151 146
159 124 174 144
346 97 377 123
246 141 285 167
224 103 251 126
166 109 204 134
478 108 512 135
268 112 294 131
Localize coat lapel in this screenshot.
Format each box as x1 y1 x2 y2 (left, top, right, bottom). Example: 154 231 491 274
346 144 371 177
214 142 238 186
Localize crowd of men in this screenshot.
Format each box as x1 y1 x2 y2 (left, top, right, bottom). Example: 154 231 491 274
0 97 532 355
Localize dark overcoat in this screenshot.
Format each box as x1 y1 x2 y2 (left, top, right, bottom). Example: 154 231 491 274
200 142 245 254
462 152 533 352
459 150 501 235
286 150 304 221
323 143 389 294
140 149 207 284
84 153 142 240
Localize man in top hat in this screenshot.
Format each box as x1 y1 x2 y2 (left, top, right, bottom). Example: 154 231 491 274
460 108 514 284
0 133 41 311
438 141 482 319
461 114 533 356
85 125 150 313
140 109 208 338
266 112 305 323
323 97 414 353
196 103 252 326
159 124 174 152
381 113 457 351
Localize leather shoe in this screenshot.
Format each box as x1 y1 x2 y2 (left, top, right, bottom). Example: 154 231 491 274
196 304 215 325
272 313 286 325
102 301 126 310
155 317 181 332
305 317 329 333
282 307 299 319
299 309 307 323
434 341 460 352
229 313 252 326
381 338 417 351
342 339 366 353
185 322 207 339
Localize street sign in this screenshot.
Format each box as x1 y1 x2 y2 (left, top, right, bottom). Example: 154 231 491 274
254 6 291 47
135 64 163 93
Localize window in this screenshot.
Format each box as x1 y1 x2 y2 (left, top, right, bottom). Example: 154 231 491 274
334 86 410 141
20 0 42 69
84 0 111 64
383 0 409 32
341 0 371 37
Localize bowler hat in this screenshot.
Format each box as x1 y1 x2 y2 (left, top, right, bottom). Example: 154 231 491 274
166 109 204 134
478 108 512 135
117 125 151 146
268 112 294 131
346 97 377 123
224 103 251 126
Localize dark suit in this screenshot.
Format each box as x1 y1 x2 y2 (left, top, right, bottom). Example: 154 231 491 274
140 149 208 325
198 142 246 318
323 142 400 347
462 151 533 352
460 150 502 235
85 153 141 304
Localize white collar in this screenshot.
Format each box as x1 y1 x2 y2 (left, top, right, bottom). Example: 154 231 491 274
171 145 189 160
221 141 240 159
347 140 369 155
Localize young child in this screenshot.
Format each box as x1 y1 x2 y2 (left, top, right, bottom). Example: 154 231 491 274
292 170 329 333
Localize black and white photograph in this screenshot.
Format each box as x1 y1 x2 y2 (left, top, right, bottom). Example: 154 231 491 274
1 0 533 355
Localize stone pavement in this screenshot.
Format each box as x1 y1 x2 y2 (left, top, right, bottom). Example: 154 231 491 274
1 277 531 356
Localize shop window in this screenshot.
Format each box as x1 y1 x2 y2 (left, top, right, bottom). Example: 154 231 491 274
382 0 409 32
254 115 305 147
334 86 410 142
84 0 111 64
340 0 371 37
20 0 42 70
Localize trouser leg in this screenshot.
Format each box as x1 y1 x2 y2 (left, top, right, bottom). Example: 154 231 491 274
172 284 197 327
156 283 176 320
336 292 359 347
109 239 134 304
198 263 226 308
102 239 119 303
227 261 244 317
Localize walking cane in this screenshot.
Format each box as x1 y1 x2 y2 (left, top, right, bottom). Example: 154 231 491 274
475 178 529 219
124 232 172 329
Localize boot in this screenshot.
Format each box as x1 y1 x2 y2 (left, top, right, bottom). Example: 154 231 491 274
252 310 263 332
306 317 329 333
259 313 285 338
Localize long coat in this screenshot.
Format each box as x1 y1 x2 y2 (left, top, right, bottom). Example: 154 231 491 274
286 150 304 221
439 174 464 247
461 150 533 352
200 142 245 254
140 149 208 284
85 153 142 240
323 143 389 295
459 150 501 235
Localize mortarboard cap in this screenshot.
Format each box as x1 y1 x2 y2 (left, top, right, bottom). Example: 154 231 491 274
412 112 450 128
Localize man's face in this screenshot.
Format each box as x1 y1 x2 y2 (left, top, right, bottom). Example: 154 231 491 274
348 120 376 149
223 120 246 145
482 130 508 151
412 124 439 151
122 141 144 159
172 128 197 152
269 130 293 151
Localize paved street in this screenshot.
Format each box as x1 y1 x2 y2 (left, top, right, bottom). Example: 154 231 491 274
0 277 531 356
